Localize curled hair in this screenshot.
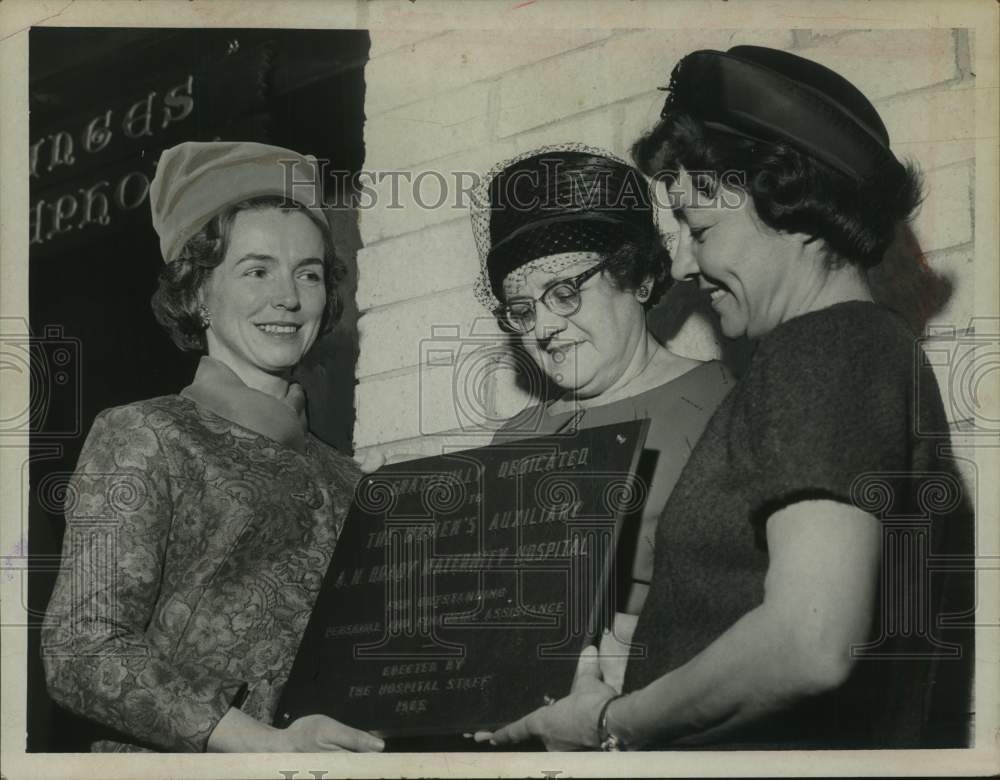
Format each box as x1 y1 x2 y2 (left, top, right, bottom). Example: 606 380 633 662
631 112 923 268
602 224 672 310
151 196 346 351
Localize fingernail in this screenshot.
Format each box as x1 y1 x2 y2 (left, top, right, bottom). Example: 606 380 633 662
462 732 473 738
489 739 498 746
369 738 385 751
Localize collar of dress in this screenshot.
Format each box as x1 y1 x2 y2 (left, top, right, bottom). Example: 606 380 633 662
180 356 308 452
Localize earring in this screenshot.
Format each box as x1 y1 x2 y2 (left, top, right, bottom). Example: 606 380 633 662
197 304 212 329
637 285 650 303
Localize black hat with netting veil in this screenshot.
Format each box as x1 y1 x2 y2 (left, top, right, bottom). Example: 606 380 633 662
471 144 656 310
660 45 906 183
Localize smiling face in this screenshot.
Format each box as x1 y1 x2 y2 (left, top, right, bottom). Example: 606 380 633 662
663 169 815 340
200 208 327 390
502 252 648 398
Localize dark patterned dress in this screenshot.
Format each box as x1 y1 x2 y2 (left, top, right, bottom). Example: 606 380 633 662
41 357 360 752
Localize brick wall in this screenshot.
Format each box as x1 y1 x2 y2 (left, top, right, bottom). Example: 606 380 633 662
355 28 978 464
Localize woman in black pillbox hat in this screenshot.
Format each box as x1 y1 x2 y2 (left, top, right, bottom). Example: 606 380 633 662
483 47 973 751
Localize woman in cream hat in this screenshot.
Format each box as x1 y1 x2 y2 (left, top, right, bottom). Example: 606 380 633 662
42 141 383 753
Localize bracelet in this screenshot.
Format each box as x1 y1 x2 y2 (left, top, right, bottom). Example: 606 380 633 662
597 693 627 751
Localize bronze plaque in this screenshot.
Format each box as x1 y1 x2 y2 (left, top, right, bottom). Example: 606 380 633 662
276 419 649 738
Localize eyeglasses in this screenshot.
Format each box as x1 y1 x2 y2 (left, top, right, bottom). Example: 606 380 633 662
497 259 610 333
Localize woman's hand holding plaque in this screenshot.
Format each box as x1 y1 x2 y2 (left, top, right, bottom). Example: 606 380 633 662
474 645 618 751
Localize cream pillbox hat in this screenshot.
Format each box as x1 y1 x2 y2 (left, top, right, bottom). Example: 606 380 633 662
150 141 326 263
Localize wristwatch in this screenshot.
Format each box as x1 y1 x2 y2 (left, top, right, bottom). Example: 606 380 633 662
597 693 627 751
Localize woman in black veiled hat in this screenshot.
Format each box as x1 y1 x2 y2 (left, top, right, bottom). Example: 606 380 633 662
472 145 734 693
483 48 973 751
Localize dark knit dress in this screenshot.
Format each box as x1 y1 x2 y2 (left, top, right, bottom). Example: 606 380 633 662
625 302 974 748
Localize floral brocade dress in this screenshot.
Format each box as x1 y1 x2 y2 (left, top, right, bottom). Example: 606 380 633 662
41 357 360 752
